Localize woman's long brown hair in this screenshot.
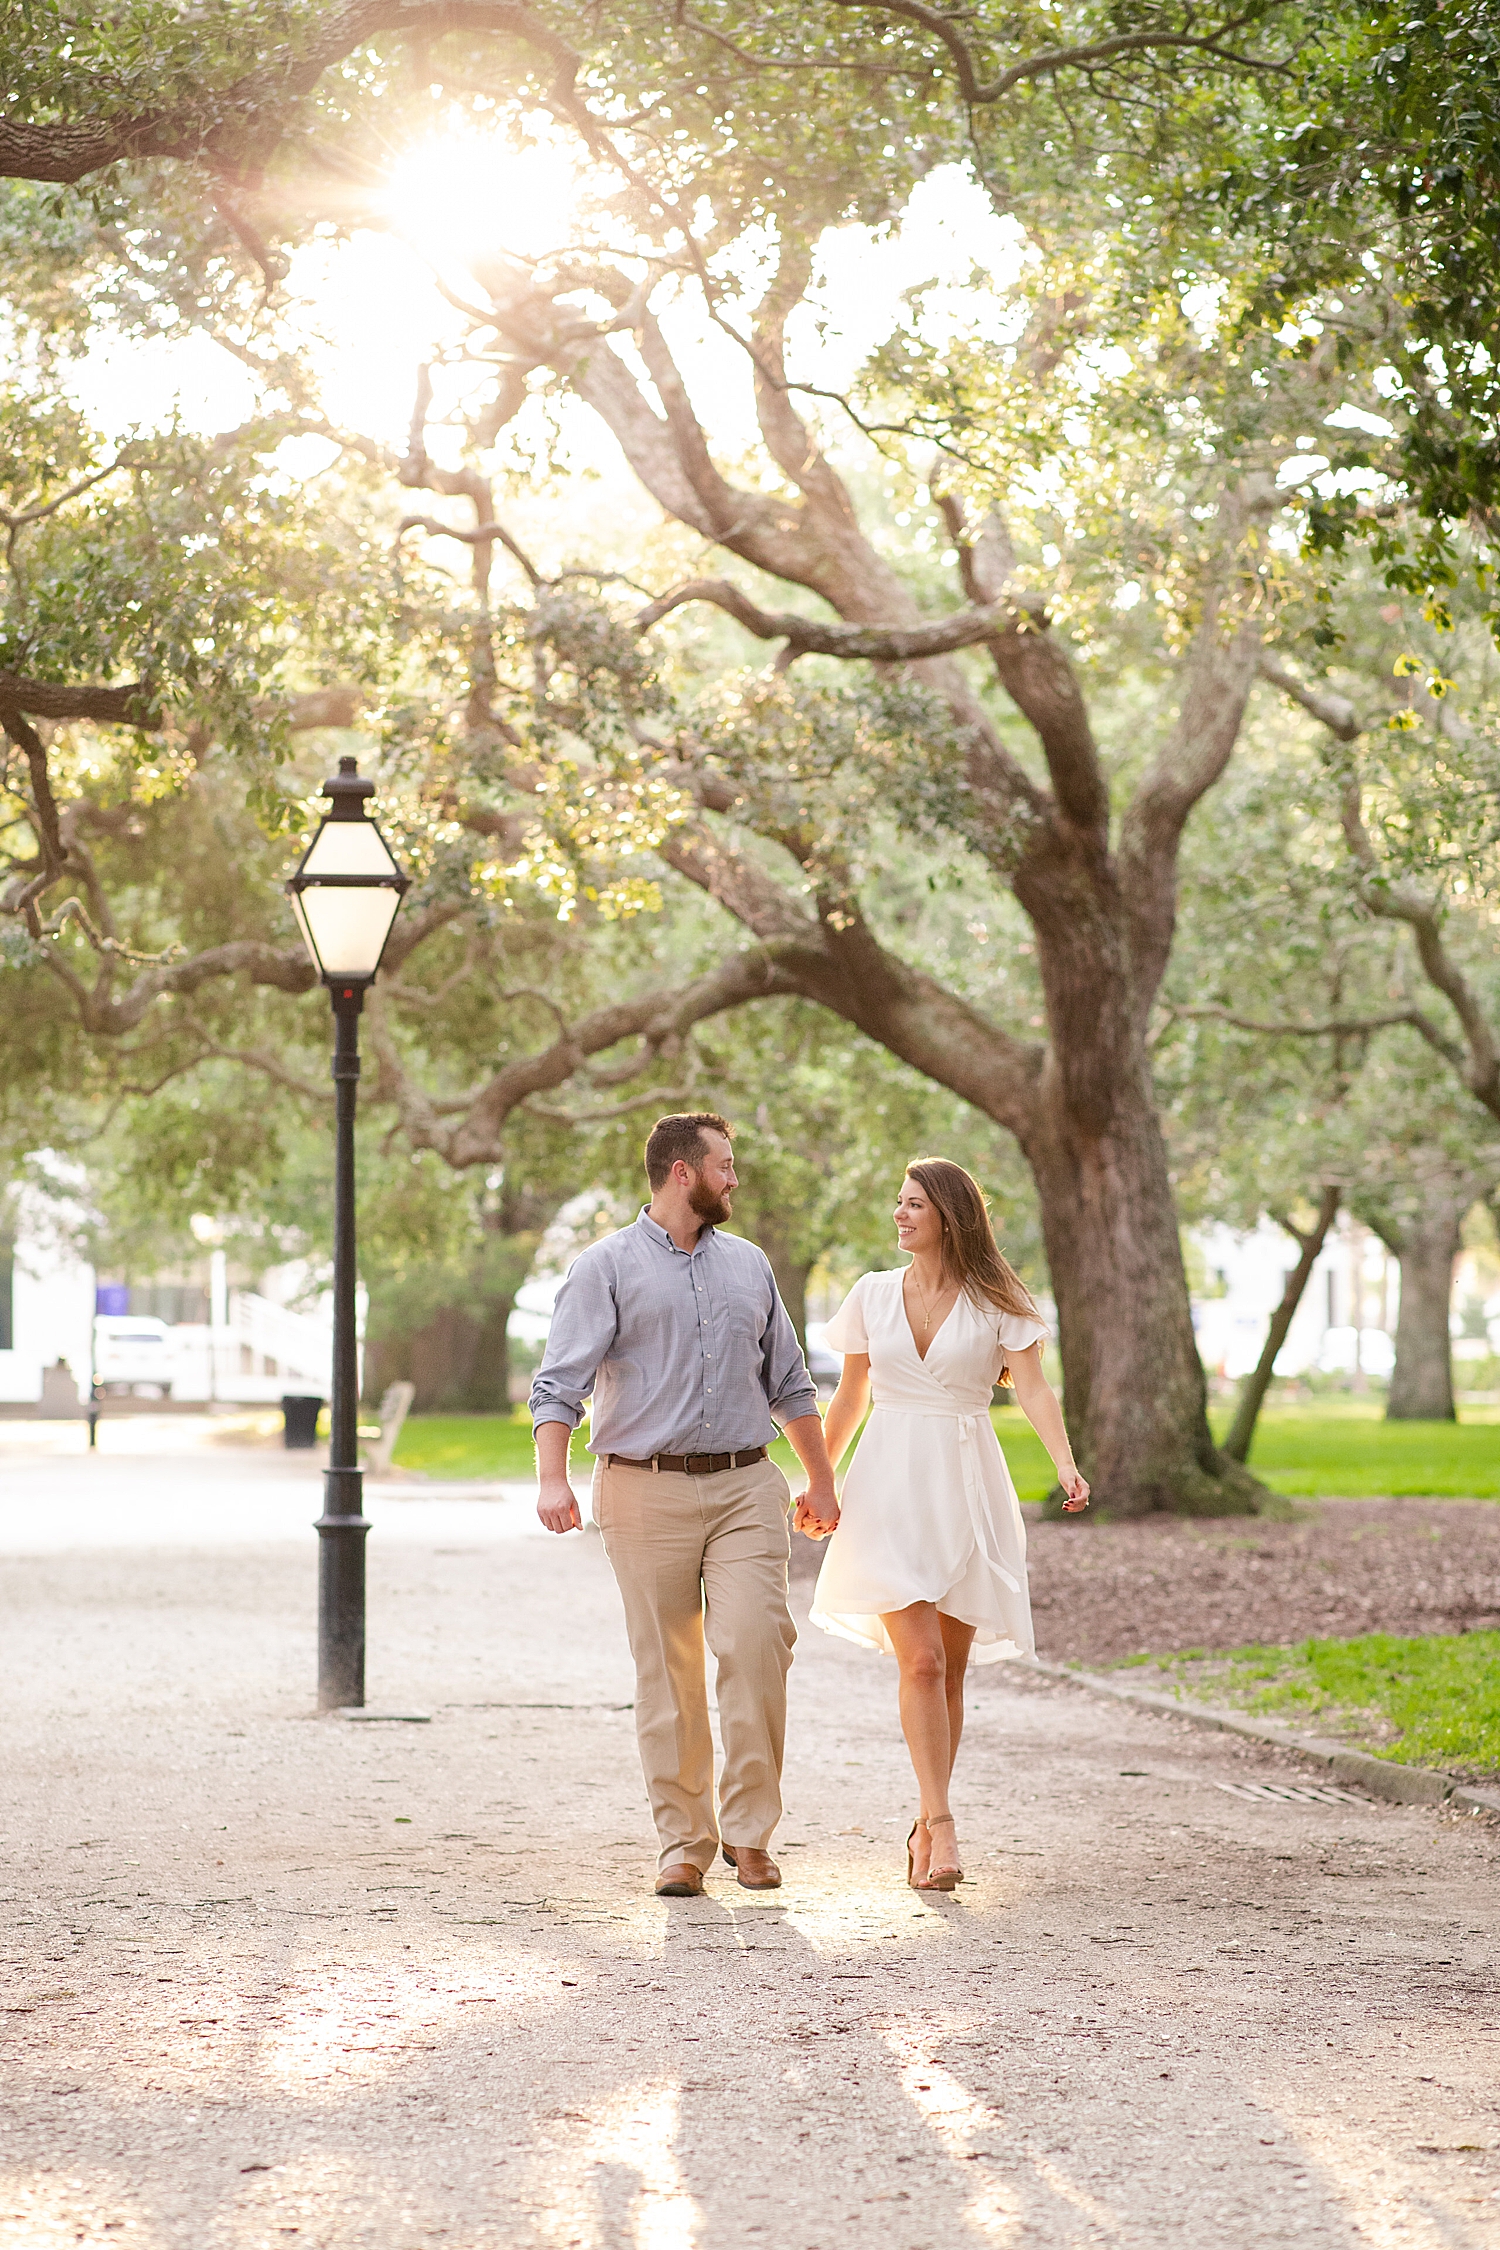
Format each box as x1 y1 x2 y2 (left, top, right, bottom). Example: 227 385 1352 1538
904 1158 1040 1335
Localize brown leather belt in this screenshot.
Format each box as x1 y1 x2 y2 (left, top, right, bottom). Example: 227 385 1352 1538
606 1446 768 1475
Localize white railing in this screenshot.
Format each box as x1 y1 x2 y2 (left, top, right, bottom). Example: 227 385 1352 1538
161 1292 354 1403
225 1290 336 1389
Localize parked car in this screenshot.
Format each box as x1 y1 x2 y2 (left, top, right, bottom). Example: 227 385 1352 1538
93 1315 174 1397
805 1321 841 1395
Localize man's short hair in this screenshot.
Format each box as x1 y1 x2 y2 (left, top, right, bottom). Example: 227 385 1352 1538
644 1111 733 1190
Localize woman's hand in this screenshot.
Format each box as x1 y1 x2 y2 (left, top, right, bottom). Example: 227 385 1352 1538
793 1491 840 1539
1058 1465 1090 1513
1009 1347 1088 1512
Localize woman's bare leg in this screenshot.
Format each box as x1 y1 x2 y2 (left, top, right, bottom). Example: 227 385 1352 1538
939 1612 977 1776
881 1603 954 1865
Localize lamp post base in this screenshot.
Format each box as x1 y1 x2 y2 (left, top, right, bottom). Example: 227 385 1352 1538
334 1709 432 1723
315 1464 369 1711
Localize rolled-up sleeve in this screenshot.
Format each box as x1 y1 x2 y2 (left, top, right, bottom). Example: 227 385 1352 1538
529 1253 618 1431
760 1269 819 1426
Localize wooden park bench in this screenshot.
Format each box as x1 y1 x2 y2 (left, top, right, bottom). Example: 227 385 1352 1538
360 1380 415 1476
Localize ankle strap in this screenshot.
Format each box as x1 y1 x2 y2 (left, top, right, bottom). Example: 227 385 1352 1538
926 1810 955 1825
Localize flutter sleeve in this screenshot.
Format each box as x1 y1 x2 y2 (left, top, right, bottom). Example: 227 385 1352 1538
823 1275 871 1355
993 1307 1049 1378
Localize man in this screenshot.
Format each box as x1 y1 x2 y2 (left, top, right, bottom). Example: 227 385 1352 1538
531 1112 840 1897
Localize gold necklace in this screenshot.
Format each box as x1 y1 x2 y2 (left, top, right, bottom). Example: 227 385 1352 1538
910 1270 942 1330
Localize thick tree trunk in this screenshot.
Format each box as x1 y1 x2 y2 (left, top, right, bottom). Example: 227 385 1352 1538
462 1292 516 1410
732 1204 814 1348
1024 1065 1266 1518
1223 1187 1342 1463
363 1293 516 1412
767 1253 813 1352
1387 1204 1462 1421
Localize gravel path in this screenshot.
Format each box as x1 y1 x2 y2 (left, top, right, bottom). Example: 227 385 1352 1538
4 1436 1499 2248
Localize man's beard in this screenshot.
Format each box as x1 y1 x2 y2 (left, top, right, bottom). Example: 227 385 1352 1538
688 1178 732 1226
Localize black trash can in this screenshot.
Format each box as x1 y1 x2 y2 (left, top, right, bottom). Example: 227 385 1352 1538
281 1394 324 1449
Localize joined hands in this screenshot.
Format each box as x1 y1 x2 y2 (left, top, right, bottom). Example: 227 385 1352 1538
792 1488 840 1540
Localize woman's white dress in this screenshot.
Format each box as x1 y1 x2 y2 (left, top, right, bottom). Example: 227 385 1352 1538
809 1269 1047 1664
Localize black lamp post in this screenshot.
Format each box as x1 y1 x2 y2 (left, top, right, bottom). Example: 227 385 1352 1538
286 756 408 1711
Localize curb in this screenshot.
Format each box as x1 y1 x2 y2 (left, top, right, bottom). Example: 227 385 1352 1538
1032 1660 1500 1818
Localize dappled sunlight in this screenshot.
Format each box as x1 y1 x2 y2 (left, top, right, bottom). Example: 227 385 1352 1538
1277 2111 1491 2249
779 1866 958 1956
537 2079 701 2250
0 2174 149 2249
1023 2155 1127 2243
253 1956 563 2096
606 1898 675 1960
882 2017 1024 2241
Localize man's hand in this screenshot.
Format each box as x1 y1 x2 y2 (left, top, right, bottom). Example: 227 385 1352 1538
534 1421 583 1533
537 1477 583 1535
792 1480 840 1539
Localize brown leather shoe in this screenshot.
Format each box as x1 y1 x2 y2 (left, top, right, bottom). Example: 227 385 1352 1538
654 1863 704 1897
721 1844 781 1890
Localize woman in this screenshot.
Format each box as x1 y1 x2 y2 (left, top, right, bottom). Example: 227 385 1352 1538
807 1158 1089 1891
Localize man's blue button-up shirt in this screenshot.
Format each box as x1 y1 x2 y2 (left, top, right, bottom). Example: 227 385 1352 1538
529 1209 818 1458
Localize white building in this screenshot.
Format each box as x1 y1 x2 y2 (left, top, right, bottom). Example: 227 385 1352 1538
0 1190 347 1409
1187 1208 1500 1384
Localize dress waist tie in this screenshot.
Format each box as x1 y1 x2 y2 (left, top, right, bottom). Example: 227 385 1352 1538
955 1411 1024 1596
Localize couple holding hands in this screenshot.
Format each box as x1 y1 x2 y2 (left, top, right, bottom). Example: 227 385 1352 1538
531 1112 1088 1897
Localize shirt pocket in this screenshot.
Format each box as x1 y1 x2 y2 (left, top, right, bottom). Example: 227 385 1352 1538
721 1274 773 1356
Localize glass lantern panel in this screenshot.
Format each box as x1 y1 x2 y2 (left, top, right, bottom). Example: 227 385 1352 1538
299 885 401 978
298 820 400 879
288 888 318 972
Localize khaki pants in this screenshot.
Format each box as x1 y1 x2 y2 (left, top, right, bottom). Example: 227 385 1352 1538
593 1456 796 1876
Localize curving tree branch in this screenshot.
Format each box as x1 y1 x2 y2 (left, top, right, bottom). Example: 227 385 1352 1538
1256 653 1360 741
656 815 1046 1140
1120 590 1265 1018
1339 780 1500 1119
397 513 542 587
0 673 157 727
0 2 580 184
1258 652 1500 1122
1170 1000 1463 1062
366 946 796 1168
635 575 1012 662
826 0 1289 104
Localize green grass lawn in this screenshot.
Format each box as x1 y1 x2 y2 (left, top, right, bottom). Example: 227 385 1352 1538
392 1409 540 1480
997 1399 1500 1502
393 1397 1500 1498
1117 1632 1500 1777
1210 1400 1500 1497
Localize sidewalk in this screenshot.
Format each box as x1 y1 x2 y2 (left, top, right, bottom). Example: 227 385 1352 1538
4 1433 1498 2248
